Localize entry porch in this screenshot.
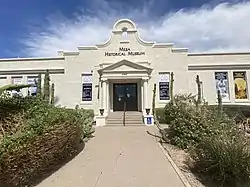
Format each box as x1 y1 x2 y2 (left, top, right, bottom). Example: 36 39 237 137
96 59 154 126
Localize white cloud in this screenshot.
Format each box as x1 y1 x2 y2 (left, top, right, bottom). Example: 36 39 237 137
22 1 250 57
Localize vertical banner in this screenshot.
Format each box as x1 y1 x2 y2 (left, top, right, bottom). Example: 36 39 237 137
82 74 92 101
214 72 230 101
27 77 38 96
233 71 248 99
159 73 170 100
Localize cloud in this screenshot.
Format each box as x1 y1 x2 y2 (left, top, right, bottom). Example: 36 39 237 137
22 0 250 57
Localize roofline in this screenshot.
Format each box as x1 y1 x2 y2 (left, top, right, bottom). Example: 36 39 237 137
188 52 250 56
0 56 65 62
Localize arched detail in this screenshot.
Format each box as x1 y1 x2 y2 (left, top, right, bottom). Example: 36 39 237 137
113 19 137 31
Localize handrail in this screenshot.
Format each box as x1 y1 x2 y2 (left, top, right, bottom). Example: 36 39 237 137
123 99 126 126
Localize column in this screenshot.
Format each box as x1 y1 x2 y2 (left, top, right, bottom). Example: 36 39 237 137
106 80 109 112
143 78 148 111
102 79 107 112
141 79 144 111
99 81 102 109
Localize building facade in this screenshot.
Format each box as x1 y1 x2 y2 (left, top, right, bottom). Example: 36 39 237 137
1 19 250 125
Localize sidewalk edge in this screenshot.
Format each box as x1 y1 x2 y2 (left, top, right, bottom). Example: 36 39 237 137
157 142 192 187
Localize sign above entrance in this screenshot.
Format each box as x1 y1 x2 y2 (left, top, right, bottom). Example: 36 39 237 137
104 47 145 57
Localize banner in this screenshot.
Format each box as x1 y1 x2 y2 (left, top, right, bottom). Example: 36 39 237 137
82 74 92 101
27 77 38 96
82 83 92 101
159 73 170 100
214 72 230 101
233 72 248 99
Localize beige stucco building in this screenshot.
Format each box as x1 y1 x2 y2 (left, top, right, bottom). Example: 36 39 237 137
1 19 250 125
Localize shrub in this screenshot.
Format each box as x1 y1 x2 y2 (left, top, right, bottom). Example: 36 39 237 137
155 108 165 124
164 94 232 149
161 93 250 186
0 96 94 187
190 129 250 186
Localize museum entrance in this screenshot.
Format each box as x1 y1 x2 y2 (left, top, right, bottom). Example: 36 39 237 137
113 83 138 111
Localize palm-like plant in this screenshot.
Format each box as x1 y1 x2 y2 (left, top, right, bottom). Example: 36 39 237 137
0 84 32 95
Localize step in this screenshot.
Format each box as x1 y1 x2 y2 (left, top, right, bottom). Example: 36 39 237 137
107 120 142 124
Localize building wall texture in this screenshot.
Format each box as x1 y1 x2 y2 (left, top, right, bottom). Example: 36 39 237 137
1 19 250 116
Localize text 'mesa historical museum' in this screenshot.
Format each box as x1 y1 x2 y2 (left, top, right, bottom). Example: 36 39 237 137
1 19 250 126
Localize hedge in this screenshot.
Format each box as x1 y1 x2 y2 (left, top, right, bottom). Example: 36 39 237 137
0 96 94 187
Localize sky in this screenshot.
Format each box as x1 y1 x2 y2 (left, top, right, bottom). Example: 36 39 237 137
1 0 250 58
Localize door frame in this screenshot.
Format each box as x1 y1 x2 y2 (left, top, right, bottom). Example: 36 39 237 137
113 83 138 111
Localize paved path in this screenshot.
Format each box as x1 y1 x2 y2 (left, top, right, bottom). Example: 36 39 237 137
36 126 185 187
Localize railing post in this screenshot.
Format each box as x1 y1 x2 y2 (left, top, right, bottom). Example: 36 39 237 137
123 99 126 126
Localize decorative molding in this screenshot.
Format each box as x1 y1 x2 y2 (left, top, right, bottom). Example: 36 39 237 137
188 52 250 56
0 68 65 75
98 59 153 74
112 29 137 33
172 48 188 53
113 19 137 30
188 63 250 70
96 34 113 48
120 40 130 44
135 32 155 46
0 57 64 62
152 43 174 48
63 51 80 56
77 46 98 50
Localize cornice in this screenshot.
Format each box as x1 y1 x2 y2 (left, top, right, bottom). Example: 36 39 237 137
0 57 64 62
188 63 250 70
0 68 65 75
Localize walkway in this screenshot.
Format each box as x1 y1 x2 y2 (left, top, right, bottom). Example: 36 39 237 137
36 126 185 187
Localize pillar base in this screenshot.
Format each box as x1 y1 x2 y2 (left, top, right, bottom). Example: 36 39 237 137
143 114 154 126
95 115 107 127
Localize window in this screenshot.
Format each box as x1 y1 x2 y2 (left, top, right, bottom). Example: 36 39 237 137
27 76 38 96
11 76 23 96
159 73 170 100
82 74 92 101
121 27 128 40
214 72 230 101
233 71 248 99
0 77 7 87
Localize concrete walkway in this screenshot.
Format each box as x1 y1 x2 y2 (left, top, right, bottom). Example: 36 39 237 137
36 126 185 187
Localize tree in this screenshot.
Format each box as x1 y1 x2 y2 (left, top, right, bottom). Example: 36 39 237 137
43 70 50 104
217 89 223 118
170 72 174 104
50 83 55 105
36 74 42 97
196 75 202 107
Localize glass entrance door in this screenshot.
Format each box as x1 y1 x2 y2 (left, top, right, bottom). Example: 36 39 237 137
113 83 138 111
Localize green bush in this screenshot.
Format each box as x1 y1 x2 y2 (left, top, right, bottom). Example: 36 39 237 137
155 108 165 124
0 96 94 187
209 104 250 122
163 94 227 149
190 129 250 186
160 93 250 186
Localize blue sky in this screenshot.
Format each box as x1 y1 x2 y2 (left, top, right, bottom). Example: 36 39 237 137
1 0 250 58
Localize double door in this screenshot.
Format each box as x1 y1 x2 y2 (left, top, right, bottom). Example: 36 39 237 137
113 83 138 111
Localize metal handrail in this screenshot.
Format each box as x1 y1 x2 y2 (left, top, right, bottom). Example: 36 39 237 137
123 99 126 126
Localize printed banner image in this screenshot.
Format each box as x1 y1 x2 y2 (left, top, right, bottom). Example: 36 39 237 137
233 72 248 99
27 77 38 96
214 72 229 101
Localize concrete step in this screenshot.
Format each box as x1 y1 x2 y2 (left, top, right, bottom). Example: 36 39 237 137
106 124 144 126
107 120 142 124
106 111 144 126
